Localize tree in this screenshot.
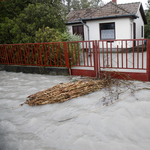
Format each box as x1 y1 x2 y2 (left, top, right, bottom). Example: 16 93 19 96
80 0 91 9
0 0 66 44
145 0 150 38
91 0 104 7
34 26 62 43
64 0 103 13
0 0 33 44
0 0 32 20
71 0 81 10
65 0 72 13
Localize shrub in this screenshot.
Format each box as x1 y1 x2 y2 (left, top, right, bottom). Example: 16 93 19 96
61 32 83 66
34 26 62 43
61 32 83 42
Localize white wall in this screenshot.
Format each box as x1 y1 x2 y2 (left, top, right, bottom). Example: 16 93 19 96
66 18 131 48
133 4 144 39
87 18 131 41
66 18 131 41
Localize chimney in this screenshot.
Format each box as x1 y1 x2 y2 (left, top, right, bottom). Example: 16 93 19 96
112 0 117 3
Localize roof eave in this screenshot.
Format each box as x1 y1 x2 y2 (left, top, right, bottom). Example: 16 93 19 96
139 4 147 24
66 21 82 25
66 14 138 25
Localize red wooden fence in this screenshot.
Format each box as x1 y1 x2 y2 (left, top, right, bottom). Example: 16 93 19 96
0 39 150 81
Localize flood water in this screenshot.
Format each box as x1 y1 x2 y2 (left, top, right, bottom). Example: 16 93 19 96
0 71 150 150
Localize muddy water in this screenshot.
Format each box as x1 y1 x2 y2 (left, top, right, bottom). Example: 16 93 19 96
0 71 150 150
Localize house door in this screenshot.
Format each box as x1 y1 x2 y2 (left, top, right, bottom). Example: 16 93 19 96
73 25 84 40
133 22 136 47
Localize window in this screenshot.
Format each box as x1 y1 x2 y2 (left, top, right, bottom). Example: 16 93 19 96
73 25 84 40
130 24 132 39
141 26 143 37
100 23 115 40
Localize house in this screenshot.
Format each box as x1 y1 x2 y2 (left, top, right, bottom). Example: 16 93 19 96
66 0 147 47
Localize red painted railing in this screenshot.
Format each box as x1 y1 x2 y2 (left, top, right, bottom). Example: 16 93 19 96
0 42 68 67
66 39 150 81
97 39 147 70
0 39 150 81
67 41 95 67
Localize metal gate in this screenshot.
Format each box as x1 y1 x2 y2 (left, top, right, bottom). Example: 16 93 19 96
69 39 150 82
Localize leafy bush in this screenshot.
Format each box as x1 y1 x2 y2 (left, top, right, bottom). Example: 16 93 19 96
61 32 83 66
0 1 66 44
34 26 62 43
61 32 83 42
34 27 83 66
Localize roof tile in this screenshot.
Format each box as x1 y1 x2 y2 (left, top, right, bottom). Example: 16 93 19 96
66 1 140 23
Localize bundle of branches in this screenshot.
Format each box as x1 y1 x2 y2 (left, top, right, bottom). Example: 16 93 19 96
25 77 111 106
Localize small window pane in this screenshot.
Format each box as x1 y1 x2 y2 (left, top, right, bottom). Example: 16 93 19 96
101 23 115 30
73 25 84 40
101 29 115 39
100 23 115 40
141 26 143 37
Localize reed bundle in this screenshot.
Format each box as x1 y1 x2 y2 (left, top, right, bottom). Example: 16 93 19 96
25 77 111 106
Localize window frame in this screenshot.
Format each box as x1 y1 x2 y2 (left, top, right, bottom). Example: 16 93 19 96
72 25 84 40
141 26 143 38
99 22 116 40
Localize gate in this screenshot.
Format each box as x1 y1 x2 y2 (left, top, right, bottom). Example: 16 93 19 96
69 39 150 82
67 40 96 77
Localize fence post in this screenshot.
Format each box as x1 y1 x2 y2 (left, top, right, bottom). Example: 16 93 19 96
0 45 3 64
39 44 43 66
94 40 98 78
147 39 150 81
63 42 70 74
5 45 9 65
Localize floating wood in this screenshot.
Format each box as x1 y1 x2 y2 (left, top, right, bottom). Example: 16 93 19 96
25 77 111 106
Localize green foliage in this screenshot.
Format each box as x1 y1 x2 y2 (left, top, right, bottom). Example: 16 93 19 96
145 13 150 38
69 33 83 41
91 0 104 7
0 0 66 44
0 0 32 21
0 0 104 44
71 0 81 10
61 32 83 65
34 26 83 43
80 0 91 9
61 32 83 42
34 26 62 43
65 0 103 13
33 26 82 66
145 0 150 38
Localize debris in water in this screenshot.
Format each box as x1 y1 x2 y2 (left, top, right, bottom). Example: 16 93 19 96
25 77 111 106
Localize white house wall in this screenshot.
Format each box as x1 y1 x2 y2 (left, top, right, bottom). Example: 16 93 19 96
87 18 131 41
67 18 131 48
67 18 131 41
133 4 144 40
